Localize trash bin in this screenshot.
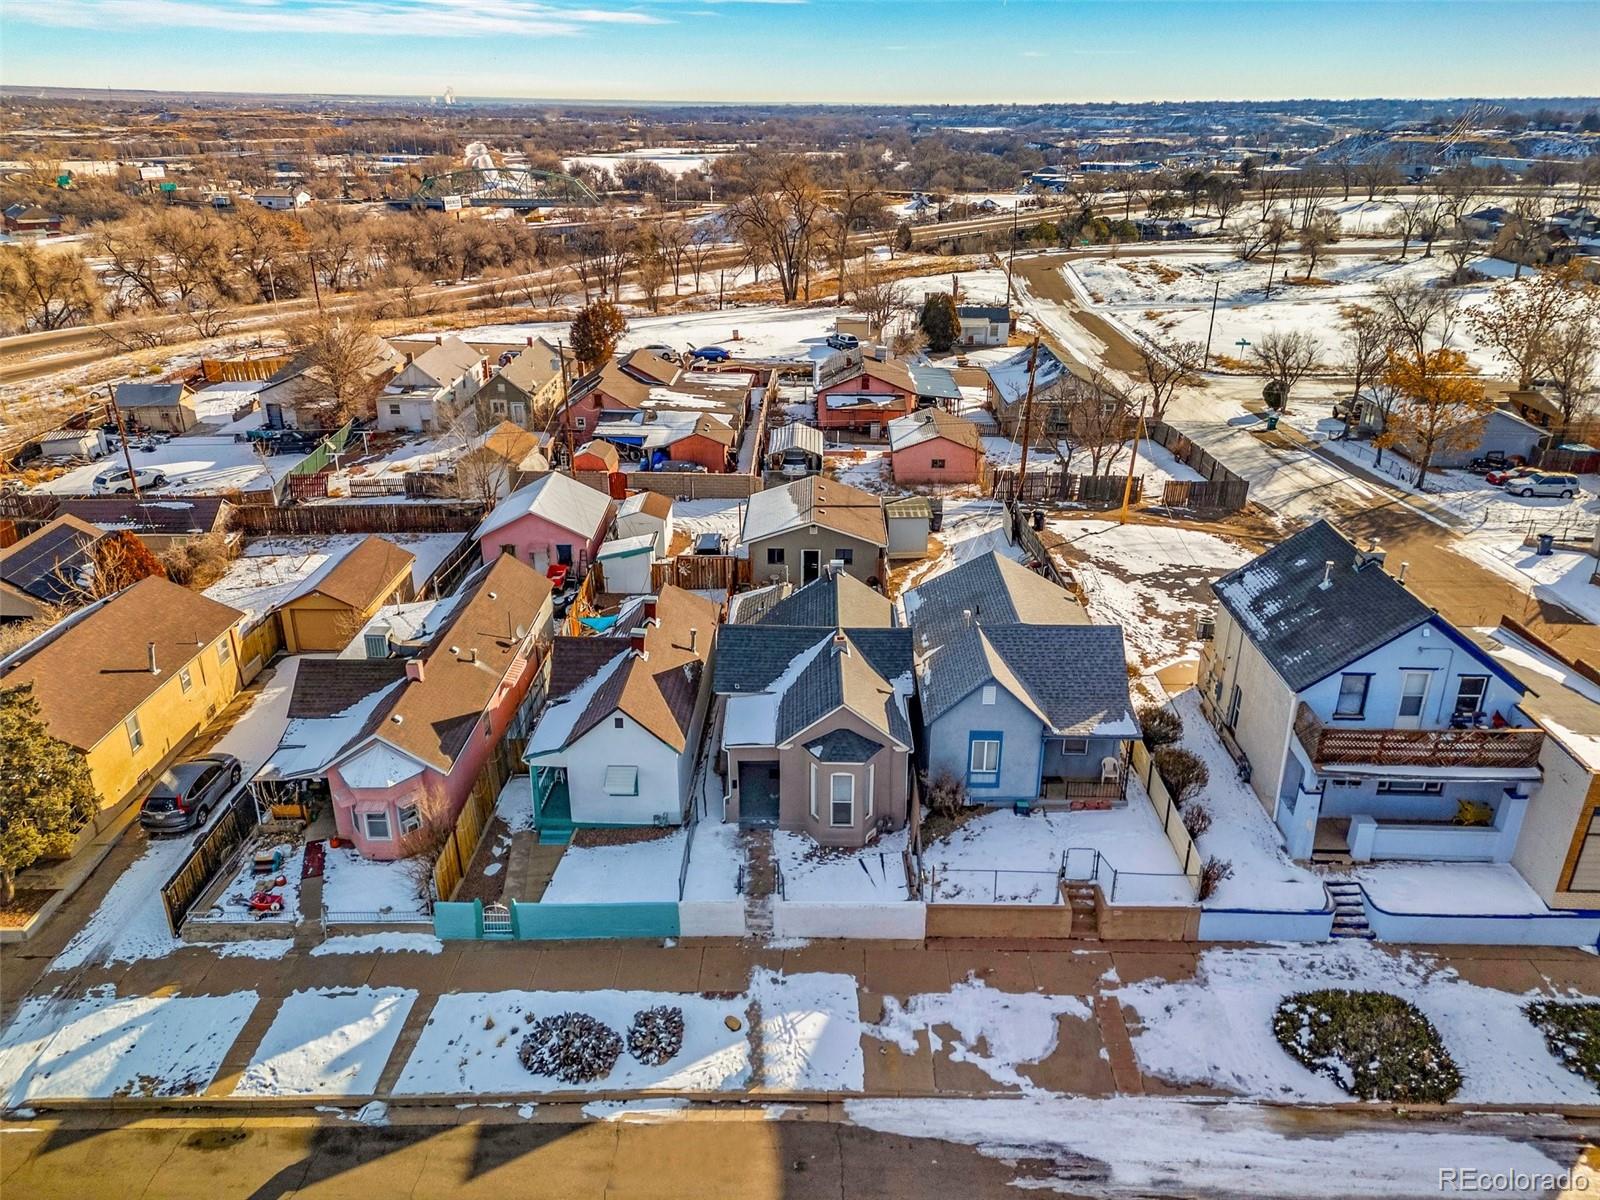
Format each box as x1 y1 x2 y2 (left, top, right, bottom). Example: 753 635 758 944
1537 533 1555 556
1032 509 1045 532
1265 413 1280 431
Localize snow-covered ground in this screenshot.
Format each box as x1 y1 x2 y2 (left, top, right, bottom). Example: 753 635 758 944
1048 518 1255 673
847 1096 1581 1199
923 779 1192 907
204 534 463 628
1116 941 1600 1105
1459 539 1600 624
890 499 1019 596
456 304 844 362
32 434 299 497
321 846 430 921
562 149 727 178
1351 862 1553 917
189 379 267 429
190 837 306 926
775 828 911 902
236 987 416 1097
0 989 257 1106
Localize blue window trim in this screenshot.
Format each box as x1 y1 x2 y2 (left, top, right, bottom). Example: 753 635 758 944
967 730 1003 789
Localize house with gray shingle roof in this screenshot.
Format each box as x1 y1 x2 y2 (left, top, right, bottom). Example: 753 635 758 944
904 551 1136 805
1203 519 1542 866
713 590 913 848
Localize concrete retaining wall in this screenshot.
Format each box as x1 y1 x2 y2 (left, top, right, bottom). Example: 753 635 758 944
772 901 926 940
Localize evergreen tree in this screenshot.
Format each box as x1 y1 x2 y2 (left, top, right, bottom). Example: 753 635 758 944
918 291 959 353
0 685 99 902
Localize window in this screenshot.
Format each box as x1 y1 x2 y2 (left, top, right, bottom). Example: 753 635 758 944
614 716 625 729
363 810 392 840
179 666 194 694
217 638 232 666
969 737 1001 787
767 547 785 565
576 416 587 429
1224 684 1242 729
835 548 854 565
125 712 144 753
931 458 946 469
829 773 855 826
1334 673 1370 718
388 404 402 416
604 765 639 796
397 804 421 835
1454 675 1489 717
1060 737 1089 755
981 685 997 705
1376 780 1444 795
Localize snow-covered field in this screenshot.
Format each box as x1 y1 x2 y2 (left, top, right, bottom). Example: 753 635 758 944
562 149 727 178
321 846 430 921
32 434 299 497
236 987 416 1097
1116 941 1600 1105
542 822 741 904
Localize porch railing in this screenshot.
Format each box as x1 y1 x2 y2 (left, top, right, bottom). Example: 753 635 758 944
1293 703 1544 769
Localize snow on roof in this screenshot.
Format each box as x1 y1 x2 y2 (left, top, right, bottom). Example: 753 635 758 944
474 472 614 542
526 651 629 757
598 533 656 560
337 600 441 659
985 344 1070 406
722 634 832 748
261 678 404 780
336 740 426 790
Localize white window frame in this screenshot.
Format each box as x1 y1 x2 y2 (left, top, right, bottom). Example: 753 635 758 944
217 638 232 665
1334 673 1370 718
970 738 1001 775
125 711 144 753
363 810 392 840
397 804 421 835
179 666 194 694
1376 780 1445 796
1454 675 1489 716
1060 737 1089 755
829 772 855 827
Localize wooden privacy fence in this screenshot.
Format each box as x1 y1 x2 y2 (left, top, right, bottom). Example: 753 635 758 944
160 790 260 935
1147 421 1250 512
993 469 1142 507
1006 502 1068 587
650 554 746 592
229 501 485 536
200 354 293 383
570 468 764 501
432 736 525 902
1127 740 1204 897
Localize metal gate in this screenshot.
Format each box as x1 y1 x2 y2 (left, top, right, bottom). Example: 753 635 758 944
483 902 514 938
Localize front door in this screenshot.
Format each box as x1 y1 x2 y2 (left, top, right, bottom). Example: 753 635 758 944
737 761 781 827
802 549 821 583
1396 671 1431 729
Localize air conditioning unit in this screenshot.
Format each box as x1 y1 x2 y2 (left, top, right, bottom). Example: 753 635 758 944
1196 615 1216 641
652 812 671 827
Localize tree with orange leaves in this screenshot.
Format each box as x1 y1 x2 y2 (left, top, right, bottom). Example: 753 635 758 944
1378 347 1492 491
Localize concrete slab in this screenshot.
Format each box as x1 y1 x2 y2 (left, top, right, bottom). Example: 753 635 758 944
1017 1012 1118 1096
698 946 784 993
531 945 622 991
364 947 463 994
1108 949 1199 985
860 947 952 997
1028 948 1118 994
611 945 707 993
446 947 541 993
860 1025 937 1095
779 941 866 980
943 949 1036 992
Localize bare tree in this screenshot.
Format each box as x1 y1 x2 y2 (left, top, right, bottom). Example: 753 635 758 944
1467 262 1598 388
1441 230 1482 284
1335 304 1395 437
1540 308 1600 434
728 153 824 303
1297 216 1337 280
284 309 392 426
847 262 909 336
1134 331 1204 426
0 244 101 330
1386 195 1432 260
828 174 883 302
1492 196 1551 279
1250 330 1322 414
1063 372 1133 474
685 223 720 294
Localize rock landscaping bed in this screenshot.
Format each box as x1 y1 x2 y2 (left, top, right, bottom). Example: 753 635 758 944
571 826 680 849
1524 1001 1600 1089
1272 989 1461 1102
519 1012 625 1084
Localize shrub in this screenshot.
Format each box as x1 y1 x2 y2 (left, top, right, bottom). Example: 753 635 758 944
1139 704 1184 748
1273 989 1461 1102
518 1012 623 1083
1154 747 1209 803
923 768 968 820
1524 1001 1600 1088
627 1005 686 1067
1197 855 1233 900
1181 803 1213 840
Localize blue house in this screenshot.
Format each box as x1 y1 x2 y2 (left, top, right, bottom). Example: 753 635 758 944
905 553 1137 806
1203 521 1543 865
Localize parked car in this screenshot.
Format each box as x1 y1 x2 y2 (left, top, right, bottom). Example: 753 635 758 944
826 332 860 351
92 465 168 494
688 345 731 363
642 343 682 363
1510 471 1581 499
1467 450 1511 474
1486 465 1540 488
139 754 242 833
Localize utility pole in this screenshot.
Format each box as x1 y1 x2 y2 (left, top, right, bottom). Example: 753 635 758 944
1202 280 1220 366
557 337 575 469
1006 202 1019 304
1014 336 1042 499
106 386 142 502
1118 396 1147 526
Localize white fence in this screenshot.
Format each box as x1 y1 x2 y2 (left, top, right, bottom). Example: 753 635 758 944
772 901 927 940
678 901 747 938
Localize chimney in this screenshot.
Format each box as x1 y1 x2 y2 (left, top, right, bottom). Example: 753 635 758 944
526 336 533 347
1354 538 1386 571
643 595 658 622
147 642 160 674
833 629 849 653
630 626 649 655
1319 560 1335 590
406 658 426 682
434 335 443 345
404 352 414 365
962 608 973 625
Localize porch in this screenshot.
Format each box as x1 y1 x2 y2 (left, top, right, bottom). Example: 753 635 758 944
1292 702 1544 771
531 768 574 845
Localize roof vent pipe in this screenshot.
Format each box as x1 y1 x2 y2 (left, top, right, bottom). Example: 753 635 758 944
147 642 160 674
1318 560 1335 591
1399 561 1410 584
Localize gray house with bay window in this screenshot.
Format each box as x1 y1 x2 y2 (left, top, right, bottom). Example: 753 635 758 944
904 553 1138 806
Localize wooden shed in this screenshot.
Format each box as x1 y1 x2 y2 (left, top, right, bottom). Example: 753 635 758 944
278 535 417 653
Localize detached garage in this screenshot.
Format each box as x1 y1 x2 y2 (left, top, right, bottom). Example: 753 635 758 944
279 535 417 653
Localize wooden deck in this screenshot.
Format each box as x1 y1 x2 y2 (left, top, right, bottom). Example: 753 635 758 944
1293 703 1544 770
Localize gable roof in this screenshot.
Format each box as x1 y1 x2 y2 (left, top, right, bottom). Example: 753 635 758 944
773 631 912 747
714 624 911 695
958 304 1011 322
288 535 414 611
888 408 982 454
114 382 191 408
0 577 243 751
494 340 564 392
288 658 407 719
52 496 231 534
766 421 824 458
1212 519 1434 693
985 343 1073 406
621 349 683 385
573 440 621 470
617 491 673 522
757 570 894 630
0 515 105 609
401 336 482 386
904 551 1087 653
474 472 615 543
741 475 888 547
472 422 549 472
906 364 963 403
817 355 917 395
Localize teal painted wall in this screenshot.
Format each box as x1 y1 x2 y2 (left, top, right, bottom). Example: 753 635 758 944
434 900 483 939
510 901 679 940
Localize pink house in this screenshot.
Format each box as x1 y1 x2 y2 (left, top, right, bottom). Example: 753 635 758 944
474 472 616 574
887 409 984 485
309 555 555 859
815 357 917 438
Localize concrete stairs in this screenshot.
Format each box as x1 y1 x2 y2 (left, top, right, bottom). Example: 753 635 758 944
1065 881 1101 939
1326 880 1375 940
741 828 776 939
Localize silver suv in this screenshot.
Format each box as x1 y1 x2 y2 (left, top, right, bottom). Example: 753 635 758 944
1511 472 1581 499
139 754 242 833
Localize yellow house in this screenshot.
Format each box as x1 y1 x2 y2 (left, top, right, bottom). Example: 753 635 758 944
0 576 244 821
278 535 417 654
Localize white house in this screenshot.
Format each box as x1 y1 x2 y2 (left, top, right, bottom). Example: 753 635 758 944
955 304 1012 348
524 588 719 832
254 188 313 211
1201 520 1542 867
377 336 486 433
612 491 674 555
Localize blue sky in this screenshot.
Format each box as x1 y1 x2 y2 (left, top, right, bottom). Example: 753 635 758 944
3 1 1596 104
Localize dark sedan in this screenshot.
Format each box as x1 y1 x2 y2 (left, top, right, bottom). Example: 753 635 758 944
139 754 242 834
